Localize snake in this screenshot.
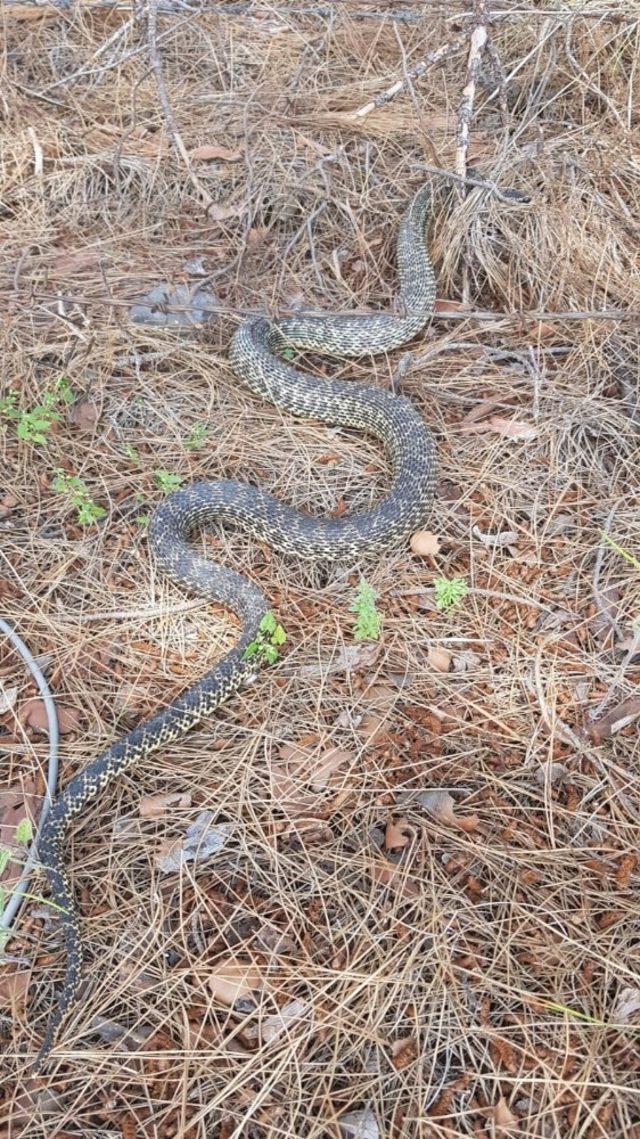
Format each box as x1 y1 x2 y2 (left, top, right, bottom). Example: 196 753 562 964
33 183 437 1069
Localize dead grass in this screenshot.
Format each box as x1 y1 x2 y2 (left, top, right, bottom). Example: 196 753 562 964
1 2 639 1136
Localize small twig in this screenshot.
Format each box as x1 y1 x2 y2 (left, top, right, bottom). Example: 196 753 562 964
455 0 490 307
455 0 490 183
351 35 467 120
417 162 531 203
0 619 59 949
146 0 214 211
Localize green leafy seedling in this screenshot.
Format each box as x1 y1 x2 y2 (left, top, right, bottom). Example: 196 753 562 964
350 578 382 641
0 390 18 419
185 422 209 451
53 470 106 525
1 378 74 445
124 443 141 463
434 576 468 614
154 469 183 494
243 612 287 665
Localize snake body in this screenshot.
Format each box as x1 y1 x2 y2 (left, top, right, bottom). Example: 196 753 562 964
34 184 436 1068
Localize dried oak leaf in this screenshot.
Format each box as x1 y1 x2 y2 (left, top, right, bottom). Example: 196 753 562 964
417 789 479 832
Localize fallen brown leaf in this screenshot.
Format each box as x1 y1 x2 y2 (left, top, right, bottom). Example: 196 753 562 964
428 647 452 673
433 298 474 313
460 414 538 440
586 695 640 742
410 530 441 557
390 1034 418 1069
20 697 80 735
0 493 19 519
68 398 100 430
139 791 192 819
190 144 242 162
384 818 412 851
371 860 421 900
492 1096 520 1131
208 957 263 1005
51 249 102 275
417 789 479 832
0 966 29 1011
208 200 245 221
307 747 352 790
489 415 538 440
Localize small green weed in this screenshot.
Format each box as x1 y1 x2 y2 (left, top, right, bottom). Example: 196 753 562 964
53 470 106 525
601 532 640 573
434 576 468 614
124 443 141 463
243 612 287 665
0 377 74 445
154 469 183 494
185 422 209 450
350 578 382 641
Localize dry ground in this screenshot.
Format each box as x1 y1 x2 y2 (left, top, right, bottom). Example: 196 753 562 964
1 2 639 1136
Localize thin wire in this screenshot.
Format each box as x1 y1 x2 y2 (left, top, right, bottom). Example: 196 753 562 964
0 618 59 947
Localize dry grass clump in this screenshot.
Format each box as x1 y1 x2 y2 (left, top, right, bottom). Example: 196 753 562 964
1 3 639 1137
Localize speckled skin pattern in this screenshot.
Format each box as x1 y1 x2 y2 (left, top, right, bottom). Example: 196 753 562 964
34 185 436 1068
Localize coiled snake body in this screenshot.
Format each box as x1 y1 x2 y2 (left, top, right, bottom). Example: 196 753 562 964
34 185 437 1067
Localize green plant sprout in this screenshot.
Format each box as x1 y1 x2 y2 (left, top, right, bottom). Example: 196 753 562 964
53 470 106 525
243 612 287 665
154 469 183 494
185 422 209 450
350 578 382 641
0 377 74 445
123 443 141 463
601 532 640 573
434 576 468 614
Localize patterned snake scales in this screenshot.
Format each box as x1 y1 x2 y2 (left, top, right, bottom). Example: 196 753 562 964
34 184 437 1068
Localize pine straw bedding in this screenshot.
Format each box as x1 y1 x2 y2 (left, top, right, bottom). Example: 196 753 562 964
0 4 639 1137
